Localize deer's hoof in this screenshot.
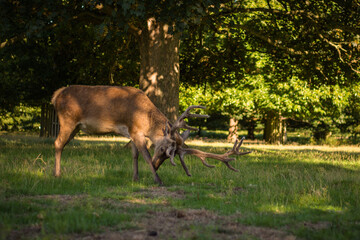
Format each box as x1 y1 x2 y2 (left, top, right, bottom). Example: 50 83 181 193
133 175 139 182
154 178 163 186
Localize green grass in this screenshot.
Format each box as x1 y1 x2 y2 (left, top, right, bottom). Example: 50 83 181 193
0 134 359 239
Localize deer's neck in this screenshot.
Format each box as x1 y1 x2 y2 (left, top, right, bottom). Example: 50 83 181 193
147 109 169 144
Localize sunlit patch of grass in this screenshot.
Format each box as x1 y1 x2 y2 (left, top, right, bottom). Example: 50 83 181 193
248 144 360 153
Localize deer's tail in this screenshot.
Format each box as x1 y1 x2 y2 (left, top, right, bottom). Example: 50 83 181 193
51 87 67 105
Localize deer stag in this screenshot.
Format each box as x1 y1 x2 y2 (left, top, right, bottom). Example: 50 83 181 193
52 85 251 185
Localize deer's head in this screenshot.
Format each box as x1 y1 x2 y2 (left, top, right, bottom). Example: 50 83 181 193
152 106 251 175
152 106 208 170
152 124 177 169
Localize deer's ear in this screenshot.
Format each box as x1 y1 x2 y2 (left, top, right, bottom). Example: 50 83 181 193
162 123 171 136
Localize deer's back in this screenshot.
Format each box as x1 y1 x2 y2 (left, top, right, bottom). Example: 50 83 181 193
52 85 162 136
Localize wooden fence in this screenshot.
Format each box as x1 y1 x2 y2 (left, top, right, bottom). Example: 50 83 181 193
40 103 59 137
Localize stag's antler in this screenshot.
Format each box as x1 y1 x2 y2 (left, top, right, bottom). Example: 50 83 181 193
177 137 251 174
169 105 251 177
171 106 209 135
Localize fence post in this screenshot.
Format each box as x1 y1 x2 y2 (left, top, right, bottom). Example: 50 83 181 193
40 103 59 138
40 103 45 137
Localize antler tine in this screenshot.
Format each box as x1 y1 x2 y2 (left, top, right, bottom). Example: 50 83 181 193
177 152 190 176
166 147 176 166
236 137 245 152
198 156 216 168
177 137 251 174
224 137 252 157
178 105 207 119
171 105 209 134
181 130 191 141
224 161 239 172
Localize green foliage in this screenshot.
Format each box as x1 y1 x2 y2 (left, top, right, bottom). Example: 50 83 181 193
1 0 359 139
0 0 222 110
180 71 352 141
0 105 41 131
344 83 360 137
179 0 359 140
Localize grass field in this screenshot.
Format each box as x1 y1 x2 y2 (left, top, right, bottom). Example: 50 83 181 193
0 133 359 239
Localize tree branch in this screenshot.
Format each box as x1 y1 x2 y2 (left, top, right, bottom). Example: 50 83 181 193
1 8 107 49
318 33 360 74
237 24 311 56
219 5 359 74
128 23 142 36
221 6 315 18
223 6 359 34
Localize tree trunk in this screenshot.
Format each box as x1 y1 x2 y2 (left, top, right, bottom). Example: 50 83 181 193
227 117 239 142
313 121 330 141
247 118 257 140
263 111 287 144
139 18 180 122
282 119 287 143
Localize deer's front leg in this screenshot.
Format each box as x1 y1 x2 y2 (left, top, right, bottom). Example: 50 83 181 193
132 135 163 185
130 141 139 181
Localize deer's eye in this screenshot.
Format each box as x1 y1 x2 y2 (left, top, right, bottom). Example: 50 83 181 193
160 147 165 153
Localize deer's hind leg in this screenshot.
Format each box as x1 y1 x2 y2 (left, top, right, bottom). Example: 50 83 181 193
54 120 79 177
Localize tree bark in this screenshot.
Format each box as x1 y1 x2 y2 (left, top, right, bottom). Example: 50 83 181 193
313 121 330 141
139 18 180 122
227 117 239 142
246 118 257 140
263 111 287 144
